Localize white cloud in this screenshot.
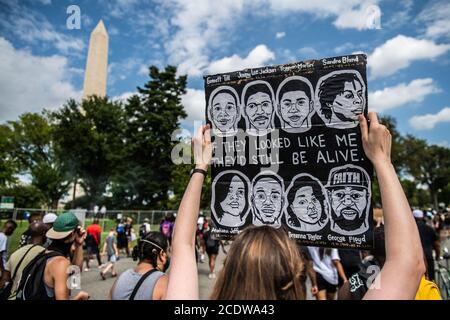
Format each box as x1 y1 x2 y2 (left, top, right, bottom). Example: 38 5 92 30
112 91 136 103
369 78 440 112
0 38 81 122
333 2 381 30
207 44 275 74
181 88 206 123
368 35 450 79
409 107 450 130
108 0 140 18
417 1 450 40
276 32 286 39
162 0 386 77
298 47 318 58
0 1 84 54
334 42 356 54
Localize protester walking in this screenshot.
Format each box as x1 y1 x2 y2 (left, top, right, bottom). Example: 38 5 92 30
165 113 425 300
414 209 440 281
0 221 48 300
308 247 347 300
15 212 89 300
110 232 169 300
202 228 226 279
100 229 119 280
85 218 103 271
0 220 17 281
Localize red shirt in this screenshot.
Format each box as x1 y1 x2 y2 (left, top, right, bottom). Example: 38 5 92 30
86 224 102 245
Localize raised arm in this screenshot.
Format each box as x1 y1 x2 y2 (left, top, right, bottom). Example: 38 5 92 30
360 113 425 300
166 124 212 300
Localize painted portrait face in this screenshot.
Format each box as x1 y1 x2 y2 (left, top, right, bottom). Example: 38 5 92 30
245 92 273 130
211 92 239 132
290 186 322 225
252 177 283 224
279 91 311 128
220 176 246 217
330 186 367 221
331 80 364 122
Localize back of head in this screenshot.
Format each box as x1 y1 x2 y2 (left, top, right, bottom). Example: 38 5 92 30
133 231 169 268
211 226 304 300
29 221 49 241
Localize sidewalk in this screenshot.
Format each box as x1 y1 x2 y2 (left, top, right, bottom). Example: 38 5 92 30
78 246 314 300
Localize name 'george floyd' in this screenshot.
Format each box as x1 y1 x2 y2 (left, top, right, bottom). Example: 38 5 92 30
204 54 373 250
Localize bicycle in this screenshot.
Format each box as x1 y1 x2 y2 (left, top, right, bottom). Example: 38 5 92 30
435 249 450 300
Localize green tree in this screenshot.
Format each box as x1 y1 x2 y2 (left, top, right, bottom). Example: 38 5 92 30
0 185 44 209
114 66 187 208
379 115 403 173
402 136 450 208
51 97 125 207
8 113 70 208
0 124 19 187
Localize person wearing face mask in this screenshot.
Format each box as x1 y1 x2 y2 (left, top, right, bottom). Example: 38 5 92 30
14 212 89 300
110 232 169 300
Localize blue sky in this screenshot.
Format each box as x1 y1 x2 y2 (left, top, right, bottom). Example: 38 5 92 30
0 0 449 146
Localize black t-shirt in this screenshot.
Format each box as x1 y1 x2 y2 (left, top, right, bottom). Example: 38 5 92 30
338 249 361 268
203 231 219 249
347 256 381 300
416 220 438 259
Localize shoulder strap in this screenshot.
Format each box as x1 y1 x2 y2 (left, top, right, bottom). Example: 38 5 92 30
11 245 42 281
129 269 158 300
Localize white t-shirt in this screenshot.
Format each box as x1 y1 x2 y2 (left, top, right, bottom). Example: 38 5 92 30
0 232 8 267
308 246 340 285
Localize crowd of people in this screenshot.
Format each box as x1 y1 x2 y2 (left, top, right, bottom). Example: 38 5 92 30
0 112 448 300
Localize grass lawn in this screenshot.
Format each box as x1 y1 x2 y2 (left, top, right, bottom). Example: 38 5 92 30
2 219 161 259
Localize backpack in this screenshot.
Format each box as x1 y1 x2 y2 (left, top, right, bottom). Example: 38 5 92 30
139 224 148 238
15 251 63 300
0 245 40 300
205 232 217 248
161 221 172 238
85 234 96 247
116 224 125 234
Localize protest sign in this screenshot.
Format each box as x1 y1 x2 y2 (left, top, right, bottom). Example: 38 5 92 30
204 54 373 249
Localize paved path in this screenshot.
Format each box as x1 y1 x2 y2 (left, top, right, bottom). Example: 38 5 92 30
76 248 229 300
76 246 316 300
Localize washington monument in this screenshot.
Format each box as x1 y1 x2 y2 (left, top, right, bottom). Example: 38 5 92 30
82 20 108 99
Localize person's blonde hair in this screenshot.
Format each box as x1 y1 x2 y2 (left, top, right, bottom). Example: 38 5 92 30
210 225 305 300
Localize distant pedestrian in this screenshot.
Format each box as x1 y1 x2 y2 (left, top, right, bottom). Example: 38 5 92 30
18 212 41 248
308 247 348 300
414 209 440 281
202 228 226 279
0 220 17 280
85 218 103 271
100 229 119 280
140 218 151 239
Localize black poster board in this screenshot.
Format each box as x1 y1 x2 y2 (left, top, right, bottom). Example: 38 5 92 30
204 54 373 249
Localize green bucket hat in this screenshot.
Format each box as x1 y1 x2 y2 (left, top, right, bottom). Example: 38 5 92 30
46 212 80 240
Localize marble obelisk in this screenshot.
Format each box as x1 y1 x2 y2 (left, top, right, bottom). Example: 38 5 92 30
82 20 108 99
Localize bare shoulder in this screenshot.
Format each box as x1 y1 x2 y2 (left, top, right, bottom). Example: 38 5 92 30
153 273 169 300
